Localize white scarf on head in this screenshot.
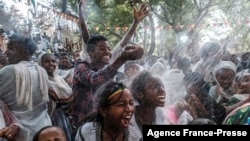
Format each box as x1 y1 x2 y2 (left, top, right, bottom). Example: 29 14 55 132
13 61 49 110
212 61 237 101
37 53 72 99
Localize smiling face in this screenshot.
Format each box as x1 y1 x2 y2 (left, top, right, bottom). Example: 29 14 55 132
90 41 111 66
141 77 166 107
41 54 57 77
237 74 250 94
215 68 235 90
102 89 134 130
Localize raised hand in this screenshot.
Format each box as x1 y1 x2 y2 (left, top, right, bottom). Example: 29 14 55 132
133 3 150 23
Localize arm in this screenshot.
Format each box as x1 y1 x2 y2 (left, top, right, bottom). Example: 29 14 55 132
119 3 149 47
225 97 250 114
0 100 19 140
111 3 149 61
75 46 143 88
78 0 90 44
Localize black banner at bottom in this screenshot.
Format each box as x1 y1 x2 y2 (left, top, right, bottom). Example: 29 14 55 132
143 125 250 139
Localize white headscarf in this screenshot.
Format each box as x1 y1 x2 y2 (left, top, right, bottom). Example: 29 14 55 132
37 53 72 99
211 61 237 100
212 60 237 81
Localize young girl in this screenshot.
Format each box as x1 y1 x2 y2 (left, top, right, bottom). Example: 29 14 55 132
75 81 138 141
129 71 167 139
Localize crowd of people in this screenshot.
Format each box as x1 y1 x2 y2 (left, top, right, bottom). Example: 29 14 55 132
0 2 250 141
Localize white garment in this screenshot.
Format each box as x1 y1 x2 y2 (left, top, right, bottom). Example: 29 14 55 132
13 61 49 110
129 107 167 139
0 63 52 141
162 69 186 106
75 122 140 141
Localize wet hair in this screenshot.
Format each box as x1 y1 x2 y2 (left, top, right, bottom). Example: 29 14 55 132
8 33 37 56
95 81 126 108
188 118 217 125
130 71 154 102
60 52 68 57
86 35 107 52
32 126 65 141
81 81 127 124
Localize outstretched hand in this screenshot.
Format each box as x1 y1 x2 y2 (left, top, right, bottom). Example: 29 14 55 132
133 3 150 23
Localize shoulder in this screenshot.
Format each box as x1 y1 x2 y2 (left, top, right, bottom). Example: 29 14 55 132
75 122 96 141
155 107 167 124
128 125 142 141
0 65 15 77
0 65 14 72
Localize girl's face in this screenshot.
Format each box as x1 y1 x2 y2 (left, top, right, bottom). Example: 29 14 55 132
102 89 134 130
215 68 235 90
38 127 67 141
42 54 57 77
238 75 250 93
124 64 140 79
142 77 166 107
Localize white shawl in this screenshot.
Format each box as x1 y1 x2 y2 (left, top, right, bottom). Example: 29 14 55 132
13 61 48 110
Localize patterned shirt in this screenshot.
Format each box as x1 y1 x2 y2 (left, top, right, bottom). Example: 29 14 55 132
70 61 118 130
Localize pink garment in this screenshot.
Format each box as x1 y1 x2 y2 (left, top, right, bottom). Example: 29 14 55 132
165 106 178 124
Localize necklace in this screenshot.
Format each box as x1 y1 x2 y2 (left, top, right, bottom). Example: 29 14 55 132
94 122 129 141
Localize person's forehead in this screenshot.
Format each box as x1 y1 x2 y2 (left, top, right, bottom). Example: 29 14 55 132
95 40 109 47
40 127 64 135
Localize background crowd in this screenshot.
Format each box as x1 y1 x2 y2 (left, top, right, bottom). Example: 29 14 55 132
0 2 250 141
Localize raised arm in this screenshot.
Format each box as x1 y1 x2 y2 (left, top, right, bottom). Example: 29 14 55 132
111 3 149 62
78 0 90 44
119 3 149 47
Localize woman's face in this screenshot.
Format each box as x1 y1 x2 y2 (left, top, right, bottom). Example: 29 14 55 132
142 77 166 107
124 64 140 79
38 127 67 141
215 68 235 90
103 89 134 130
42 54 57 77
238 75 250 93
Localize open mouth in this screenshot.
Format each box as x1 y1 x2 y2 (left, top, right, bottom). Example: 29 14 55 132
158 95 166 105
121 115 132 127
103 55 110 62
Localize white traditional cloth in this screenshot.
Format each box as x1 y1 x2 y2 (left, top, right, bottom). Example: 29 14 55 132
0 62 52 141
75 122 140 141
209 61 237 103
236 69 250 77
162 69 186 106
129 107 167 139
13 61 49 110
37 53 72 99
212 60 237 80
